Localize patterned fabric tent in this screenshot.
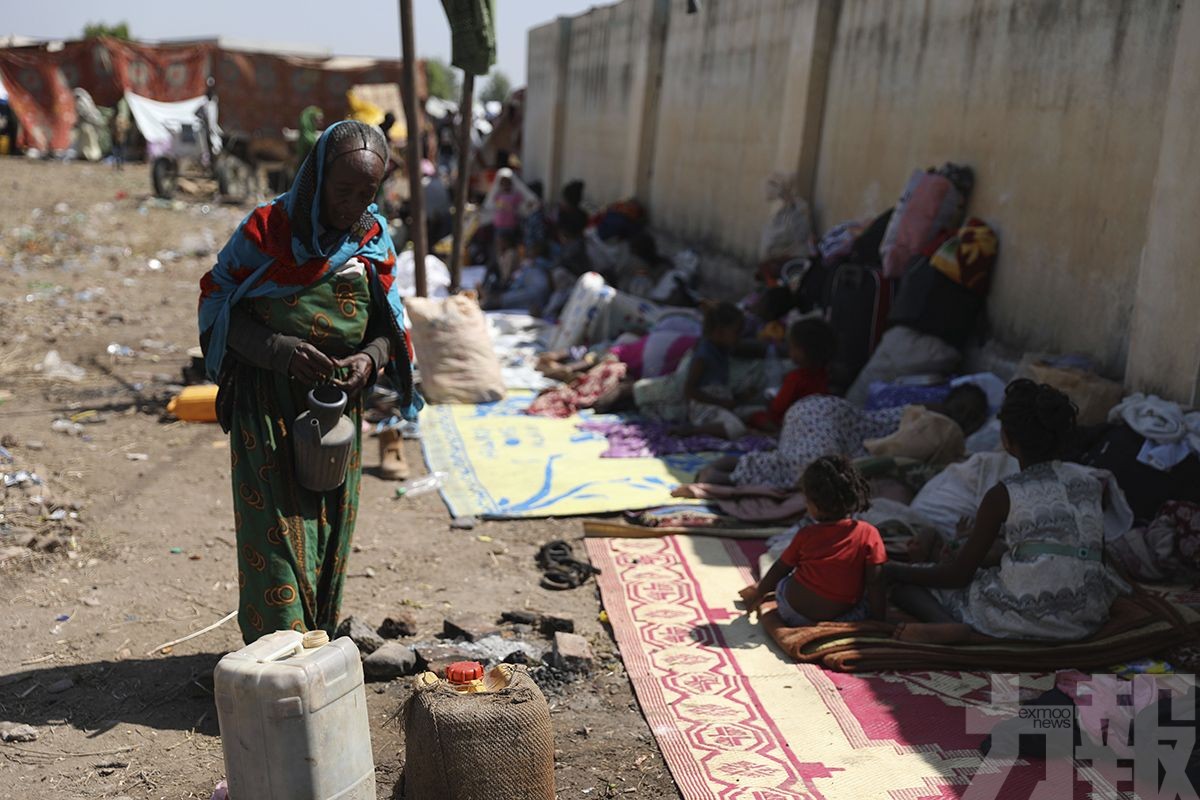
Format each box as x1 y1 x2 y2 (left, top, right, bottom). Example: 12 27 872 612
0 37 424 152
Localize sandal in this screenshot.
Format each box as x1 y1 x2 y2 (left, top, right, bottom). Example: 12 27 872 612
536 540 600 590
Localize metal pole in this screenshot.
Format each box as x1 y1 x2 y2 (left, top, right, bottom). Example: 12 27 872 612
399 0 428 297
448 73 475 292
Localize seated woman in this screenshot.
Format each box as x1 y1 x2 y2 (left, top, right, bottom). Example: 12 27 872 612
740 456 887 625
482 239 554 316
698 384 989 488
884 380 1130 641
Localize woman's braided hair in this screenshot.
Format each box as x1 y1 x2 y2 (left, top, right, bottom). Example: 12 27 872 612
996 378 1078 461
801 455 871 519
323 119 389 168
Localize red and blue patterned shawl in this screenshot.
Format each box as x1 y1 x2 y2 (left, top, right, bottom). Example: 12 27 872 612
198 120 421 420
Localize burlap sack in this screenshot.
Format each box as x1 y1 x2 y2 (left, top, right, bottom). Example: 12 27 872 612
405 295 505 404
863 406 965 466
402 666 555 800
1023 360 1125 427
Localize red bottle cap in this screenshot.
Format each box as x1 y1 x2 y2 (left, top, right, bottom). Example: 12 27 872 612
445 661 484 684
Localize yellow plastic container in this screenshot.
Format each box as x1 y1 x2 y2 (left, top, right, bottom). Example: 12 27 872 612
167 384 219 423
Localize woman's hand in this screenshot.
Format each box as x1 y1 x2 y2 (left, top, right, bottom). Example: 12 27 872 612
289 343 336 386
332 353 376 397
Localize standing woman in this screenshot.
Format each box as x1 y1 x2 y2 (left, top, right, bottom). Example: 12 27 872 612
199 121 421 643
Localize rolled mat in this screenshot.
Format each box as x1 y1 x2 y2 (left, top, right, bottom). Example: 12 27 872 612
762 589 1200 672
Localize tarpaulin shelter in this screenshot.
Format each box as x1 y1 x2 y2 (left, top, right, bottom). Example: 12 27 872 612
0 36 425 153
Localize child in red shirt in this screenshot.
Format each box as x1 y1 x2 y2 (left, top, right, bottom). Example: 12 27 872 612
740 455 887 625
747 318 837 433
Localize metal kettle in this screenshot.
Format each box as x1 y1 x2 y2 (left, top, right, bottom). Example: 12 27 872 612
292 386 356 492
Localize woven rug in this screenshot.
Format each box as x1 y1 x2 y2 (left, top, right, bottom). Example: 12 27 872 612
418 392 710 519
587 535 1123 799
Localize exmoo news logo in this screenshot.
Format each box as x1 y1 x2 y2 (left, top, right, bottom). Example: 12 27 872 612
962 673 1199 799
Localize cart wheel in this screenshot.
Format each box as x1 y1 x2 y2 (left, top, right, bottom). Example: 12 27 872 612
152 157 178 199
216 155 253 204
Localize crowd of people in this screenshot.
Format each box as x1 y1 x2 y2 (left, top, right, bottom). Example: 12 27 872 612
198 125 1196 653
457 166 1191 650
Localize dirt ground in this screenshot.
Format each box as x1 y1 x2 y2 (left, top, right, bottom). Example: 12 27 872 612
0 159 681 799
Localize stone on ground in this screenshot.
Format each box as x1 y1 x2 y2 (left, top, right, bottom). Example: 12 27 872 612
336 616 384 655
362 642 419 681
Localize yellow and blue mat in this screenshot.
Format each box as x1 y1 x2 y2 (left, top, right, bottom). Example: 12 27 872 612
418 392 711 519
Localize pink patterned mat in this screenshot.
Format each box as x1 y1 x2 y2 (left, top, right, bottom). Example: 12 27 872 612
587 535 1119 799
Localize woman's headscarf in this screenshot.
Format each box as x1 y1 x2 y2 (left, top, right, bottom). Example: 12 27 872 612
198 119 421 421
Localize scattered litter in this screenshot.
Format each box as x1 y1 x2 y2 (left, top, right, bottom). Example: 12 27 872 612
51 419 84 436
36 351 86 382
125 453 149 461
55 613 71 622
210 779 229 800
170 547 184 554
146 258 163 271
95 761 128 777
395 472 446 499
476 535 493 543
0 722 39 743
106 343 135 359
3 470 42 488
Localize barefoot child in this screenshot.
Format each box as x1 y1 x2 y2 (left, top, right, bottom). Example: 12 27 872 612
683 302 751 439
884 380 1129 640
741 456 887 625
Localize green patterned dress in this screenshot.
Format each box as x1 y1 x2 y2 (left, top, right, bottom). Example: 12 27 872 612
229 271 371 643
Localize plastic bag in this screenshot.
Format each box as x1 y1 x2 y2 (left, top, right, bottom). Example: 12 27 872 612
759 172 813 261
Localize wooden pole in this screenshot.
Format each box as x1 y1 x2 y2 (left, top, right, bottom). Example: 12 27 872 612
399 0 428 297
448 73 475 292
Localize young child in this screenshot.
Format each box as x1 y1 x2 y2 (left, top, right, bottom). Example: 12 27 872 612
491 174 523 240
683 302 749 440
741 456 887 625
885 379 1129 641
747 317 836 433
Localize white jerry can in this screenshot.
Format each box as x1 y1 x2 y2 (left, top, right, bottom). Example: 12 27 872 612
214 630 375 800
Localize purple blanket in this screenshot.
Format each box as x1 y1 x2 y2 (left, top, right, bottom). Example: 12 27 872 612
579 420 776 459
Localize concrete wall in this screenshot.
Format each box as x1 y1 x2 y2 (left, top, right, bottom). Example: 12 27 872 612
522 18 570 195
647 0 814 266
554 1 657 205
1125 0 1200 406
524 0 1199 402
813 0 1180 378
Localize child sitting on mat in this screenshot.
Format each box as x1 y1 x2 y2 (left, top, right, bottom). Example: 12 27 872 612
745 317 836 434
681 302 753 440
740 456 887 626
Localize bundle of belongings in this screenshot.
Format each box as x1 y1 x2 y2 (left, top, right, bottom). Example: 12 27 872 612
782 162 988 397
